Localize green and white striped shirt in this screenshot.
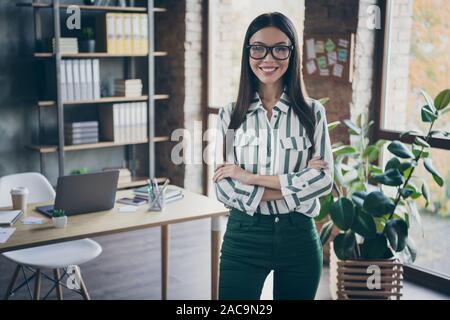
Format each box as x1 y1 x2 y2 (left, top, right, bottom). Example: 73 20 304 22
214 90 334 217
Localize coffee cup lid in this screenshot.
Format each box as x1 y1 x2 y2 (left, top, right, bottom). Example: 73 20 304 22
10 187 29 195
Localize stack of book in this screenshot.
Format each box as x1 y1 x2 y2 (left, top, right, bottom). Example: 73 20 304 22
99 102 147 143
53 37 79 54
61 59 100 102
65 121 99 145
103 167 132 185
133 186 184 204
114 79 143 97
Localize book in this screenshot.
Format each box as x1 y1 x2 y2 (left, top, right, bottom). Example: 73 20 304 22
66 60 74 101
116 197 147 206
139 14 148 54
0 210 23 226
65 121 99 129
65 136 99 145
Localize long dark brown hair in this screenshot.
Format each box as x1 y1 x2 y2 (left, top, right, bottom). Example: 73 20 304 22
227 12 316 158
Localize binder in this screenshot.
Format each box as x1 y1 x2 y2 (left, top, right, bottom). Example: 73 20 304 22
131 14 140 54
123 14 132 54
92 59 101 100
79 59 88 100
65 60 74 101
60 60 67 102
140 14 148 55
72 59 81 101
115 14 124 54
85 58 93 100
142 102 148 140
107 13 116 54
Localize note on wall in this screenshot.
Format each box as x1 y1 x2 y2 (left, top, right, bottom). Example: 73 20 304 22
338 48 348 62
317 56 327 70
333 64 344 78
306 60 317 75
327 51 337 66
315 40 325 54
325 39 336 53
338 38 349 48
306 38 316 60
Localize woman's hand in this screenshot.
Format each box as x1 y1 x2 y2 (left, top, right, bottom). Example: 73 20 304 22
307 156 329 170
213 163 255 185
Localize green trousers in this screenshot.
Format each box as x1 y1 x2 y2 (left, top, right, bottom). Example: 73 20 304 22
219 208 323 300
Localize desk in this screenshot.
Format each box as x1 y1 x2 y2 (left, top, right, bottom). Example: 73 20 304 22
0 187 228 299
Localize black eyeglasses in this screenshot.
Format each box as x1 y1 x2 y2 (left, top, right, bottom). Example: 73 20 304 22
247 44 294 60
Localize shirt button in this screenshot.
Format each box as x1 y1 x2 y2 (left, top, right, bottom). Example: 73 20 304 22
275 217 279 223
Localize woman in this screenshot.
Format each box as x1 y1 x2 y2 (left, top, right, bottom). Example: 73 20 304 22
213 12 334 300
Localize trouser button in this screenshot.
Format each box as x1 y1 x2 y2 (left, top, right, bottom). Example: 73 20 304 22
275 216 279 223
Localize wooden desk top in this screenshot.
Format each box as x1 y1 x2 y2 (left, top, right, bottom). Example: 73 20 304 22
0 186 228 253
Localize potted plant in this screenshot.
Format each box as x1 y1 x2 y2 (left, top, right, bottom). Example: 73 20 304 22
318 88 450 299
80 27 96 53
52 209 68 228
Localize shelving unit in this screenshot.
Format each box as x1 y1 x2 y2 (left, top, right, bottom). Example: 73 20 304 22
20 0 168 189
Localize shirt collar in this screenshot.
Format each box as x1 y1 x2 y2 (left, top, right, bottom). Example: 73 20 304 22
247 87 291 115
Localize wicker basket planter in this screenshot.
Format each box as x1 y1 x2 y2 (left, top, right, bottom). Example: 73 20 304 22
329 242 403 300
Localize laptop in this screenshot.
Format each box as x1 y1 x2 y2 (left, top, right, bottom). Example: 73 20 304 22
37 171 120 217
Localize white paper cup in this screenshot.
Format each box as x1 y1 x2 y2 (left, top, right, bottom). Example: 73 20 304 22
10 187 29 212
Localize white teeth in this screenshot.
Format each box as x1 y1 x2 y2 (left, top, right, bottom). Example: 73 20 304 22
260 67 277 72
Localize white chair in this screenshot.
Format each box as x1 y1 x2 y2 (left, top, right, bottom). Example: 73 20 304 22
0 172 102 300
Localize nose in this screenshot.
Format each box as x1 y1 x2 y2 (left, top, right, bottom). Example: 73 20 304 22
263 49 276 63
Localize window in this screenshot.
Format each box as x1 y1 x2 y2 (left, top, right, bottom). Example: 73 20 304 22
377 0 450 280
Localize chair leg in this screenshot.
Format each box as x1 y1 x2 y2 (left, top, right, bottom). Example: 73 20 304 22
3 265 21 300
53 269 63 300
34 269 42 300
78 274 91 300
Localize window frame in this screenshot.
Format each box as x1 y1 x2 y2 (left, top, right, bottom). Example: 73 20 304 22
374 0 450 294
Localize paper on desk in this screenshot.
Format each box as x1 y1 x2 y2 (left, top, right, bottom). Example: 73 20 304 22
0 227 15 243
118 205 138 213
21 216 45 225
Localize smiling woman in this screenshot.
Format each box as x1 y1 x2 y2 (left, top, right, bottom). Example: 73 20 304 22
212 12 334 300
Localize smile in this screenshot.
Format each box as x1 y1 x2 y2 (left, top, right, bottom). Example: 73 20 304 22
259 66 279 73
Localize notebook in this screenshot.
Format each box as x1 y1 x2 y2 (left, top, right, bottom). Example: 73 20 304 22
0 210 23 226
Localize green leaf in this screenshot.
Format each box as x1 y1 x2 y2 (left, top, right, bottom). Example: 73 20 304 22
368 164 383 175
361 234 391 260
327 121 340 132
421 104 438 122
318 97 330 105
363 191 395 217
342 119 361 135
387 141 414 159
334 145 358 157
421 181 430 207
423 158 444 186
402 237 417 263
430 130 450 138
385 158 401 172
333 231 356 260
434 89 450 110
407 201 423 237
330 198 355 231
414 137 430 148
363 145 379 162
351 208 377 239
385 219 408 252
399 187 414 199
315 193 333 221
319 220 334 245
421 90 437 113
412 144 429 158
334 163 346 186
372 168 404 186
399 130 424 139
351 191 368 208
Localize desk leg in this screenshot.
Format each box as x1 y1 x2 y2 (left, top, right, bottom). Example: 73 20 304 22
211 216 224 300
161 224 169 300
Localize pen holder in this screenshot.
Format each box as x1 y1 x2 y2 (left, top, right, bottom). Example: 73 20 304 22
148 187 165 211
